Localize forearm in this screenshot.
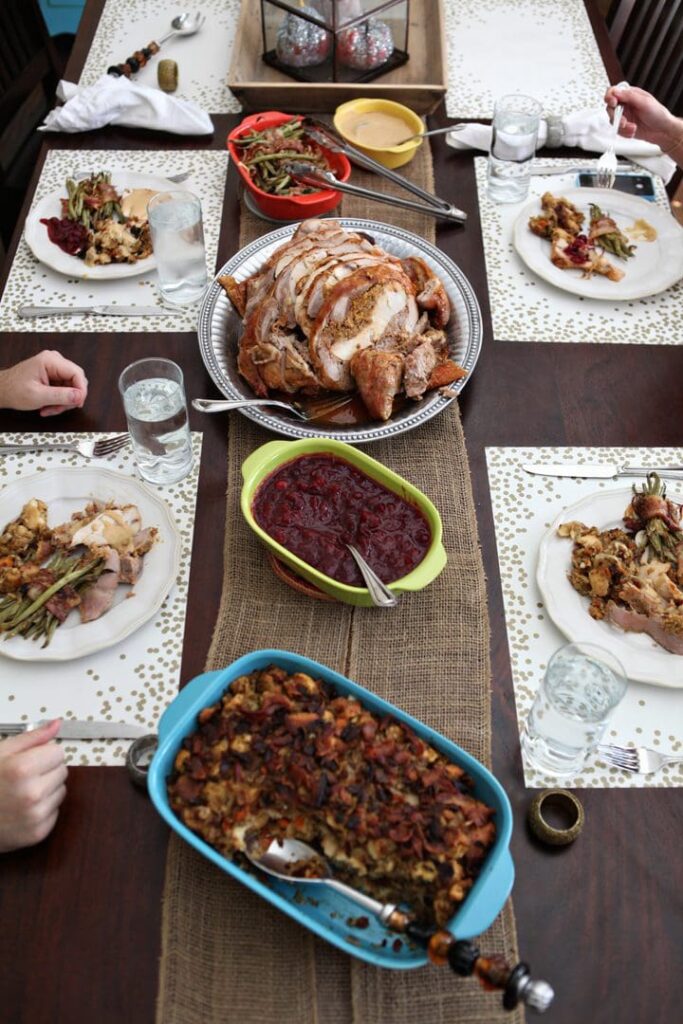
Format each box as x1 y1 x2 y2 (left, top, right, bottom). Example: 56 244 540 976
0 369 10 410
662 117 683 169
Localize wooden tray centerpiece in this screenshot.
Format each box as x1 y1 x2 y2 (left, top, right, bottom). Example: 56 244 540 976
228 0 447 115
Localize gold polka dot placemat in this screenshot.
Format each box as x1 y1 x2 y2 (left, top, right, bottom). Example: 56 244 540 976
475 157 683 346
156 146 524 1024
486 445 683 789
0 432 202 765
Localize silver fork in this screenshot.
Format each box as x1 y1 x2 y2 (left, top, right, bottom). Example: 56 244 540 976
599 743 683 775
595 103 624 189
0 433 130 459
73 170 192 185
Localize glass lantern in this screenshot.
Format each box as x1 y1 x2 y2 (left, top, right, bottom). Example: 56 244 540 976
260 1 410 84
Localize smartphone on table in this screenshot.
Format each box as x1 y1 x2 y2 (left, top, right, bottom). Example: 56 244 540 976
576 173 656 200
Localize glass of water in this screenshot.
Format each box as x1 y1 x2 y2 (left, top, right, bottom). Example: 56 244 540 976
147 191 208 305
119 358 193 485
486 93 542 203
521 642 627 776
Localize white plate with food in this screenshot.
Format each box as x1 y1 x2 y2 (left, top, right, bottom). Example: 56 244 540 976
24 171 189 280
513 187 683 300
0 468 181 662
197 218 482 444
537 486 683 688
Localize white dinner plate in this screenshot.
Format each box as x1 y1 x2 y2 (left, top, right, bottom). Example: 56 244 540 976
24 171 189 280
0 469 181 662
513 187 683 300
197 218 483 444
537 487 683 688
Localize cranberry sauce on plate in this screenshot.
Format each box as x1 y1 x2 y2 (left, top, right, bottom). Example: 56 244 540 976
252 455 431 587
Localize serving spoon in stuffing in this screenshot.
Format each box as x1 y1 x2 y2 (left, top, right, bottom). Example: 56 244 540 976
245 837 399 924
245 837 553 1013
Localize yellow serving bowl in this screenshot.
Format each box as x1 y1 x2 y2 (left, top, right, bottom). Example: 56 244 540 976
333 98 424 169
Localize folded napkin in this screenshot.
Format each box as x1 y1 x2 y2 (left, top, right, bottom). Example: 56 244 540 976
446 107 676 184
38 74 213 136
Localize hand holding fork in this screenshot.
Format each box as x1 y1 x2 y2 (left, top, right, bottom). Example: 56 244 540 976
596 102 624 188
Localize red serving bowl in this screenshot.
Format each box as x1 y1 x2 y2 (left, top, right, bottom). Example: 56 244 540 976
227 111 351 221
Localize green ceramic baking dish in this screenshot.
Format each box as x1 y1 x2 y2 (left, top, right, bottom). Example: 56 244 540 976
240 439 447 606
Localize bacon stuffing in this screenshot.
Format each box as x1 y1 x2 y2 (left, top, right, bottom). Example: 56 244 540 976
167 666 496 927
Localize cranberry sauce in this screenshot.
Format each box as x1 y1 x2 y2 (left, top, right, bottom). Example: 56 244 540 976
252 454 431 587
40 217 89 257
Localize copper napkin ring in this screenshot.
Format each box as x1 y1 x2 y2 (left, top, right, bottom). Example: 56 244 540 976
528 789 584 846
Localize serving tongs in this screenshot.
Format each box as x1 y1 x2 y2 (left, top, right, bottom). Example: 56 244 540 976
300 117 467 223
247 837 554 1014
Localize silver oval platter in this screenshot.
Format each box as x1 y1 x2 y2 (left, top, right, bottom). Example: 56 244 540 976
197 218 483 444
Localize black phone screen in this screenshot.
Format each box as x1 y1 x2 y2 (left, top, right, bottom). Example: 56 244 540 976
577 173 656 198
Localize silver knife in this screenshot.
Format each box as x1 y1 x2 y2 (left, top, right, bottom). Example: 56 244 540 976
0 720 149 739
18 305 170 318
523 462 683 479
527 161 637 177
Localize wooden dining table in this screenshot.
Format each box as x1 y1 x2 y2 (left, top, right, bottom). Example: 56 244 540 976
0 3 681 1022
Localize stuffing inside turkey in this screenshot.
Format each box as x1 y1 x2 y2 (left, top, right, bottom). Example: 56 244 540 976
218 219 466 421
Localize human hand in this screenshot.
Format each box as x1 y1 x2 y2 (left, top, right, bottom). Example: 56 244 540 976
0 350 88 417
0 720 67 853
604 84 679 151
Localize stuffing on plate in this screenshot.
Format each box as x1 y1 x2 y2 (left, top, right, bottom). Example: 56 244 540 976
0 498 157 647
40 172 153 266
528 191 628 282
560 473 683 654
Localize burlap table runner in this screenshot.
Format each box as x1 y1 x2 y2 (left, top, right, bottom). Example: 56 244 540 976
157 144 523 1024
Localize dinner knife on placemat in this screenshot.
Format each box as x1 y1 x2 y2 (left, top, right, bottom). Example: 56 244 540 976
18 305 170 318
523 462 683 479
0 720 148 739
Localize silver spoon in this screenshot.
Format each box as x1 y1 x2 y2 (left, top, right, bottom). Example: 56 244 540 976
157 12 206 45
245 837 399 925
346 543 398 608
394 124 467 145
191 398 308 421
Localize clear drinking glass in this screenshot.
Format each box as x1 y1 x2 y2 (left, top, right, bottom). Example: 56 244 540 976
486 93 543 203
119 358 193 485
521 642 628 776
147 191 208 305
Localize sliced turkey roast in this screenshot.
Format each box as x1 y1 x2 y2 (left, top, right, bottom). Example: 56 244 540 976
218 219 464 420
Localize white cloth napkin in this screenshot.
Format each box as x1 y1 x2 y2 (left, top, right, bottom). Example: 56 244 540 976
38 74 213 136
446 107 676 184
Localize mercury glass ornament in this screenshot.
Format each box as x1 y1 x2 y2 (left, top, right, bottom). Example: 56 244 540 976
276 5 332 68
337 18 394 71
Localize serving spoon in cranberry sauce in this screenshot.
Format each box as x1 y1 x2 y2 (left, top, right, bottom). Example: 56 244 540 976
345 543 398 607
246 838 553 1014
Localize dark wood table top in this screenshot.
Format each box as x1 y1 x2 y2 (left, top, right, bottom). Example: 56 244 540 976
1 3 681 1022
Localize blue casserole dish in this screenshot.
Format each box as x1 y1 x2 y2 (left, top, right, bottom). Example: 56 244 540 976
147 650 514 969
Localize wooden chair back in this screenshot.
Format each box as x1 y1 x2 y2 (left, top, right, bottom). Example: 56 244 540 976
0 0 63 250
607 0 683 117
